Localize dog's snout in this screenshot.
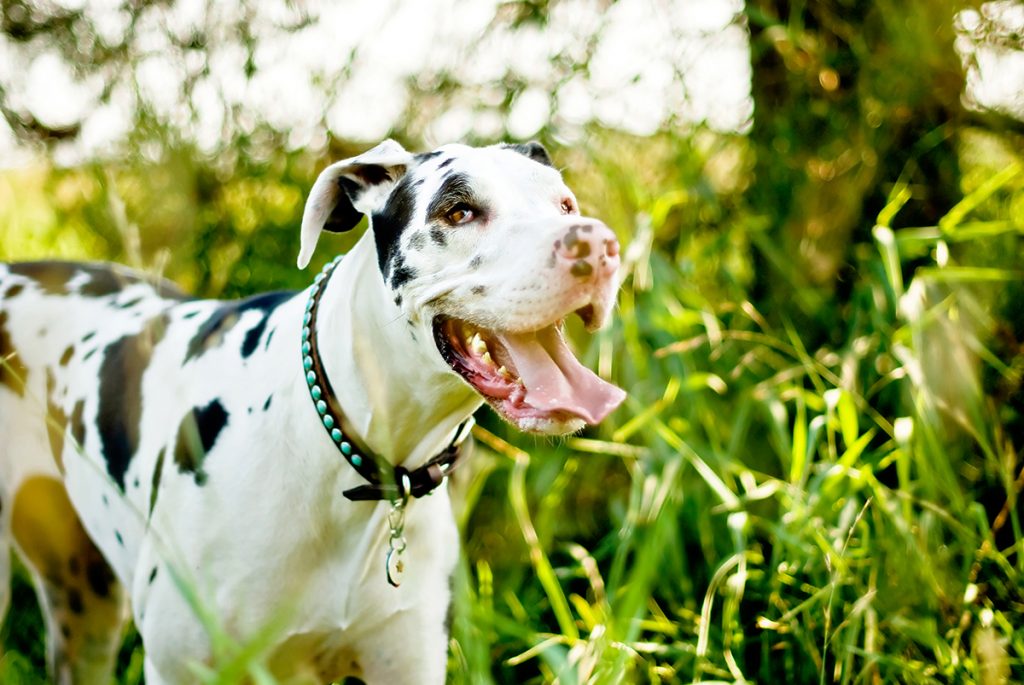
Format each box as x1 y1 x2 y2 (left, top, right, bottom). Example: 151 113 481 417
554 221 620 280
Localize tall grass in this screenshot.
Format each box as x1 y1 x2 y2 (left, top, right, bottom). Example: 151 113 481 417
444 136 1023 684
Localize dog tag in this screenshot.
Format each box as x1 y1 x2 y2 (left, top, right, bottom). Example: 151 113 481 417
386 547 405 587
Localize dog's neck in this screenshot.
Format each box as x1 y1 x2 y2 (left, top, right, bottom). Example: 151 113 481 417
311 234 481 468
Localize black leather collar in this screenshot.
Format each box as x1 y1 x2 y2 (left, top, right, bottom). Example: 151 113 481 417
301 256 472 502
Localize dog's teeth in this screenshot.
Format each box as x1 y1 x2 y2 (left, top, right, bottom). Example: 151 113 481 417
481 351 495 367
497 365 512 379
469 333 487 355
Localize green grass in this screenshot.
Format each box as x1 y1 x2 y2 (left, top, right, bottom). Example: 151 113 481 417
2 132 1023 684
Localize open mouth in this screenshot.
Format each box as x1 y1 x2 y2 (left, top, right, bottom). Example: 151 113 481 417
433 312 626 432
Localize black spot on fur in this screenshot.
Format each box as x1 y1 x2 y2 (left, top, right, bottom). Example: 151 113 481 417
504 141 554 167
114 530 124 546
7 262 77 296
185 291 292 363
79 269 129 297
408 232 427 251
149 447 165 518
148 566 158 584
70 400 86 446
83 348 97 361
0 311 28 396
429 227 447 247
469 255 482 269
393 294 402 307
68 589 84 614
59 345 74 366
390 262 416 290
264 327 276 350
86 559 114 598
241 296 285 358
183 310 200 319
262 395 273 411
5 284 23 298
97 314 169 491
241 318 265 357
45 369 68 471
372 174 417 278
438 157 454 169
471 285 486 296
173 399 229 485
81 332 96 342
415 150 443 162
118 296 143 309
185 311 239 362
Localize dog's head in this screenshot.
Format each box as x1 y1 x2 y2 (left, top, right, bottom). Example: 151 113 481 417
298 140 626 435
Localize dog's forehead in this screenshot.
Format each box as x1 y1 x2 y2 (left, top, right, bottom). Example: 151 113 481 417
416 144 565 197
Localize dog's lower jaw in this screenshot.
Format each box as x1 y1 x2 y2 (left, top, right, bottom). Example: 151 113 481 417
512 414 587 435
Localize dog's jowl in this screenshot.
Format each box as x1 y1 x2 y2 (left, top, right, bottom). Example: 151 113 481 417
0 140 625 684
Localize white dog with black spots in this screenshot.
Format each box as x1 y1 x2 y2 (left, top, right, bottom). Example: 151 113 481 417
0 140 625 684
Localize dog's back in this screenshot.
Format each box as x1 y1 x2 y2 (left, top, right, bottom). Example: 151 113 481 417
0 259 207 679
0 261 177 684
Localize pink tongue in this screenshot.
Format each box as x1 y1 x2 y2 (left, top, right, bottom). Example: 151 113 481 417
497 327 626 424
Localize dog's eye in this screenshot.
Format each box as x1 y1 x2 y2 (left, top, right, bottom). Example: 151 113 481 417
447 204 476 225
561 198 577 214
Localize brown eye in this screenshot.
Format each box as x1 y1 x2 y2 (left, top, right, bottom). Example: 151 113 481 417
447 204 476 225
561 198 576 214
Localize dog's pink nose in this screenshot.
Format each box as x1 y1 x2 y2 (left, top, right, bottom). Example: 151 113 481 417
555 221 620 280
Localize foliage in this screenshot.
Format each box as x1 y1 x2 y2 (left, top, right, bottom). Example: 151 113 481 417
2 0 1024 684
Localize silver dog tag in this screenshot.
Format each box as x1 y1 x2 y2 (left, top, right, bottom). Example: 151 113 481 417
386 547 405 587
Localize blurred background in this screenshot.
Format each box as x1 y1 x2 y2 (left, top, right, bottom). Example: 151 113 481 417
1 0 1023 682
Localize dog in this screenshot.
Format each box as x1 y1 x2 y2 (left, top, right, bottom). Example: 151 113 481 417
0 139 625 684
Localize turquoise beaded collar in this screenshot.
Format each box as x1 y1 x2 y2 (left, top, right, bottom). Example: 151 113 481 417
300 255 471 503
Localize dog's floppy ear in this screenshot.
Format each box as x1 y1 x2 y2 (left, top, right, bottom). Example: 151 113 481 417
298 139 414 269
505 141 554 168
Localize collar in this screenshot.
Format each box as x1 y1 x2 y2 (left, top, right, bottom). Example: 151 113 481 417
300 255 472 502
